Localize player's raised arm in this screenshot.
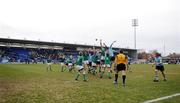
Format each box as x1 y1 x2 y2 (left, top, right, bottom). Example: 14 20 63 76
103 43 108 50
93 46 96 54
100 39 103 48
110 41 116 49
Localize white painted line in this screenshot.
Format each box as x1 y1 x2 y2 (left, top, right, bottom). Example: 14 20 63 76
143 93 180 103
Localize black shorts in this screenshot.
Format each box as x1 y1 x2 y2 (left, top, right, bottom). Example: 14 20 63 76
78 68 84 72
116 63 126 71
156 65 164 71
96 60 100 65
101 60 105 64
88 62 92 67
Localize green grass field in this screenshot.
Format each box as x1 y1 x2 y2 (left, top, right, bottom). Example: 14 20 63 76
0 64 180 103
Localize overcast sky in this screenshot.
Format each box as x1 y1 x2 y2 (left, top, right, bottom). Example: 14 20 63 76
0 0 179 55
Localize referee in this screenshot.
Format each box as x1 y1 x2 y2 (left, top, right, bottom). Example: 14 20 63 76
114 50 128 87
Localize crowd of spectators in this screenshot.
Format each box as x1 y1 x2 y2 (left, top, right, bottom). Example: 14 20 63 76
0 47 78 64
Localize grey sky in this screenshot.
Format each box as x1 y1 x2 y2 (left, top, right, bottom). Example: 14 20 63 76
0 0 179 55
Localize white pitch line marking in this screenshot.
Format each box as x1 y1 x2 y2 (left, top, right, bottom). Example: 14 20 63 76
143 93 180 103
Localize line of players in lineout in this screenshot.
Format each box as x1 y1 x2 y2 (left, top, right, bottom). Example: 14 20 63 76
46 40 166 87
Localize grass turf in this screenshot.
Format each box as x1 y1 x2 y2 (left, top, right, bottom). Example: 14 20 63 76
0 64 180 103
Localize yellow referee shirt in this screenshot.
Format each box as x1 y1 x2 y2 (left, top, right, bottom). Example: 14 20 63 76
115 53 128 64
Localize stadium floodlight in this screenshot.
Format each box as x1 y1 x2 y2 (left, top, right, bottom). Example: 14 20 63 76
132 19 138 49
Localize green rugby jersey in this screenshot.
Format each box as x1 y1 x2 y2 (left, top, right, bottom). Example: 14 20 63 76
101 48 105 56
47 59 52 63
76 55 84 65
105 56 110 65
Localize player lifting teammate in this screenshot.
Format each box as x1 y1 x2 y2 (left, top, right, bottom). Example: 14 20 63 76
99 39 106 78
75 51 88 81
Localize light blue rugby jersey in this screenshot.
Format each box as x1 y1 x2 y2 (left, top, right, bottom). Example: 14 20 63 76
155 57 163 66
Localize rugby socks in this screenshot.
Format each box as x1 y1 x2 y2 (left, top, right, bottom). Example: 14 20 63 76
98 67 101 73
100 71 104 78
50 66 52 71
154 75 159 82
75 73 80 80
83 74 87 81
107 72 111 78
93 67 96 75
61 67 64 72
115 74 118 82
122 75 126 84
162 72 166 79
155 72 159 80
